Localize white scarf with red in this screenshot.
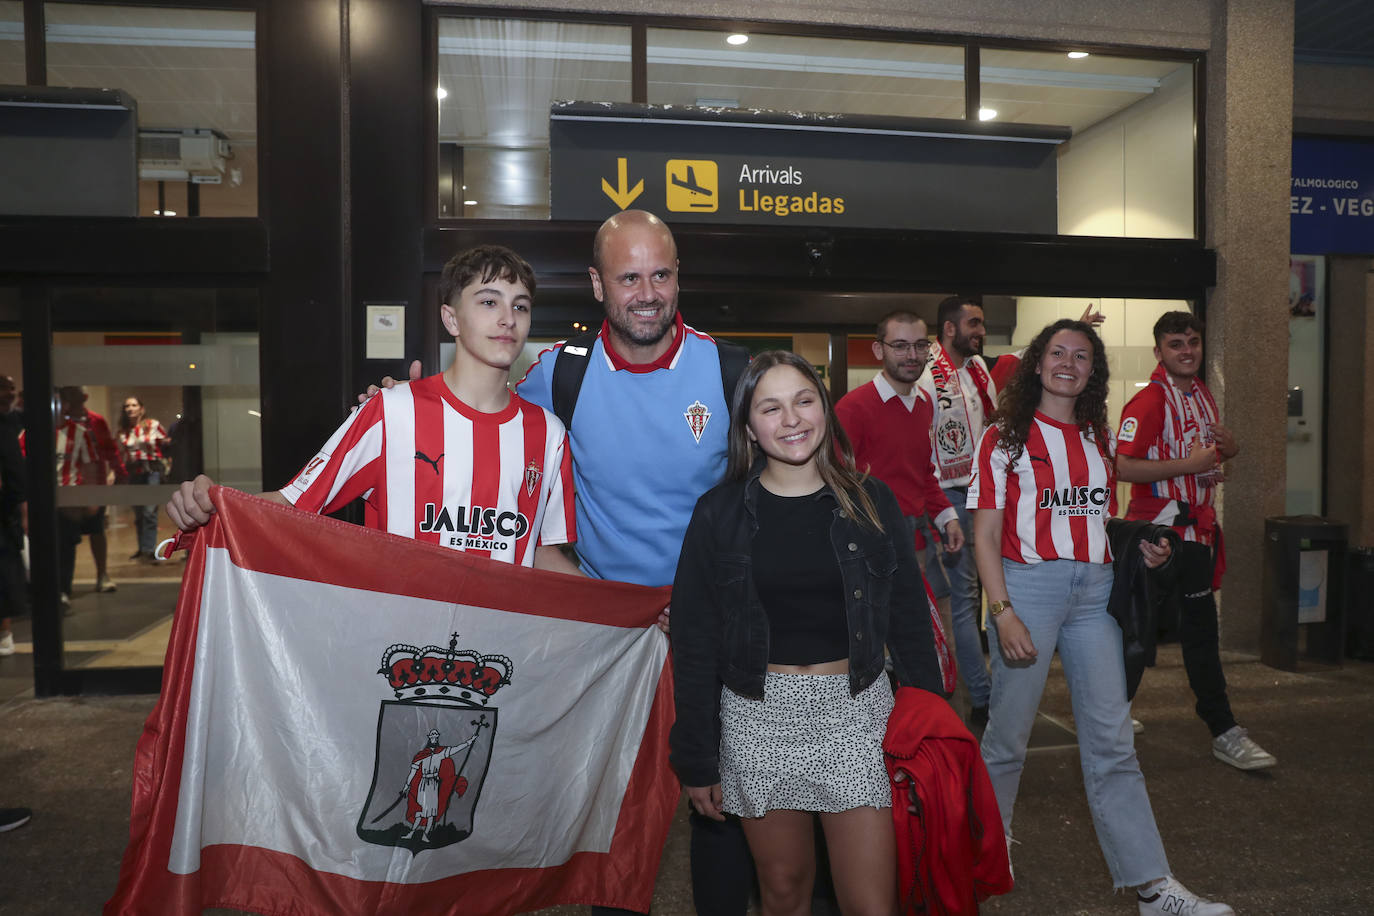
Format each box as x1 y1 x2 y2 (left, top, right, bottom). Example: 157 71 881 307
927 343 995 483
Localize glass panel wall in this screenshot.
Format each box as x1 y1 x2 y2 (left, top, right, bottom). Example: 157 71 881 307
0 289 23 702
43 3 258 217
646 28 964 119
0 1 23 83
50 287 259 670
980 48 1195 239
437 17 633 219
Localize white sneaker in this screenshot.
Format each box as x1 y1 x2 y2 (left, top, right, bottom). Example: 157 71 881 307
1137 876 1234 915
1132 718 1145 734
96 574 117 593
1005 833 1016 882
0 631 13 656
1212 725 1277 770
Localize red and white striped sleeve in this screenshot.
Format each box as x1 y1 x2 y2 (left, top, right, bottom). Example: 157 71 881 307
539 427 576 547
279 399 385 515
968 424 1007 510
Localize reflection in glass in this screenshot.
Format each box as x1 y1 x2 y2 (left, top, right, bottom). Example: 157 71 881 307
43 3 257 217
437 17 633 219
979 49 1195 239
647 29 965 120
0 1 23 85
52 288 259 670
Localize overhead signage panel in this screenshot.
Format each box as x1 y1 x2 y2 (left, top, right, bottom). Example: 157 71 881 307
550 103 1066 234
1291 137 1374 255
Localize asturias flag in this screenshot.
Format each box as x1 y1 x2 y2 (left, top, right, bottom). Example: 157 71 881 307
106 487 677 915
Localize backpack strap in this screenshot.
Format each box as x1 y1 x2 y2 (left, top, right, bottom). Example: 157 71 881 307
550 330 601 431
716 341 751 420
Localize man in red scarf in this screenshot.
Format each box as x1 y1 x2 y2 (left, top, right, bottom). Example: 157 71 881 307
1116 311 1276 771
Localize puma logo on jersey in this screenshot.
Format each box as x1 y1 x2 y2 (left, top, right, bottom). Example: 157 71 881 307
1029 455 1051 465
415 450 444 474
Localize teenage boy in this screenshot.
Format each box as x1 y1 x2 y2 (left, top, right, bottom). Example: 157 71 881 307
1115 310 1276 771
167 245 580 575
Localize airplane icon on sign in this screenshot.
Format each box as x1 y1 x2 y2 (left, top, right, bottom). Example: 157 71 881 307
665 159 718 212
671 166 712 197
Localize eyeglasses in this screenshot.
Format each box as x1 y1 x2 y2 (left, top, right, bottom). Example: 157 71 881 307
879 339 932 356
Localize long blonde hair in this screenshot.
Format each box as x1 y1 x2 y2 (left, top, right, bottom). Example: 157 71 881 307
724 350 883 531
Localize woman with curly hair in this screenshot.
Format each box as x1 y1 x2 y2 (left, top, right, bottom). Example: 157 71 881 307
670 350 944 916
968 319 1234 915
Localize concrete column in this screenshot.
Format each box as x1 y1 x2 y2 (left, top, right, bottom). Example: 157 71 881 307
1205 0 1294 651
1326 258 1374 547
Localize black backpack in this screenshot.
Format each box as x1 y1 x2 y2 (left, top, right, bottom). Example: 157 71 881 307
549 330 751 431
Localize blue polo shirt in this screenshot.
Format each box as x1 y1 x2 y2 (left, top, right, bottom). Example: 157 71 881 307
518 315 731 587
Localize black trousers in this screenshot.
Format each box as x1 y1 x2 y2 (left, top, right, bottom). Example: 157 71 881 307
591 810 754 916
1172 540 1238 738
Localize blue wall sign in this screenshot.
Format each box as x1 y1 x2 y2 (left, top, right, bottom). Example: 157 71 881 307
1291 137 1374 255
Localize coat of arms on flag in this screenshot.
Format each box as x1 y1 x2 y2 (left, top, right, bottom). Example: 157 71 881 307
357 635 510 851
105 487 678 916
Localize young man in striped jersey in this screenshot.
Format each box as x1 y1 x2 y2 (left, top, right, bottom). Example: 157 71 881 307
1115 310 1276 771
167 245 581 574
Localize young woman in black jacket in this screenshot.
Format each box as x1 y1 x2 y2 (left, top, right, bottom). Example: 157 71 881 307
670 350 944 916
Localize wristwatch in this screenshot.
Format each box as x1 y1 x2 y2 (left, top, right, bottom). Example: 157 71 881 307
988 599 1014 617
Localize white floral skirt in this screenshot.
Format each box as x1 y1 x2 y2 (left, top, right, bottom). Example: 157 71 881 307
718 671 893 818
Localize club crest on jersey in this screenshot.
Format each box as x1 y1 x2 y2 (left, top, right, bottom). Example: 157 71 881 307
357 633 511 854
685 400 711 444
1119 417 1139 443
524 460 542 497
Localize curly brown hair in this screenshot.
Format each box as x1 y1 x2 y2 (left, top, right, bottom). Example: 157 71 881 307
995 319 1111 465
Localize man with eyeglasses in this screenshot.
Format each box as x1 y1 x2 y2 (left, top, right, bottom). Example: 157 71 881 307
836 310 964 596
917 296 997 727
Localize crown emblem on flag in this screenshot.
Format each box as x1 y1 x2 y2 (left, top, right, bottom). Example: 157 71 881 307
684 400 711 444
378 633 513 704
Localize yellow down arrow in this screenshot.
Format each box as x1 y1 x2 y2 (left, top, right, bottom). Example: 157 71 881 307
601 157 644 209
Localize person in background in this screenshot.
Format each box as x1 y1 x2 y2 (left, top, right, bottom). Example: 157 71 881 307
118 396 170 561
55 386 125 603
0 374 25 656
671 350 944 916
969 318 1233 916
918 296 996 726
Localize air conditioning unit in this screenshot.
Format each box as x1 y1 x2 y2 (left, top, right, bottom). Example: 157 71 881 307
138 128 230 184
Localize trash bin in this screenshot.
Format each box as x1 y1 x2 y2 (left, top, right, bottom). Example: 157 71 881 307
1347 548 1374 661
1261 516 1347 671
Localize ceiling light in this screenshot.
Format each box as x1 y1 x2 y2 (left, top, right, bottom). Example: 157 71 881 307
463 199 477 206
154 209 176 216
436 86 448 100
726 33 748 46
1067 51 1090 59
977 108 998 121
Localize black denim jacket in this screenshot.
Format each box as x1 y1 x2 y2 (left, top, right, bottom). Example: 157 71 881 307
668 468 945 789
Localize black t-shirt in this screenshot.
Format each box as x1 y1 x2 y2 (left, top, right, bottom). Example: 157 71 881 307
752 487 849 665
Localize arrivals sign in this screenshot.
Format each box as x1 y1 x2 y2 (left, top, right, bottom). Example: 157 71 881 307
1291 137 1374 255
550 103 1065 234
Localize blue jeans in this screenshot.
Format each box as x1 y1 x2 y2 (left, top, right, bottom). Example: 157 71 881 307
982 559 1170 889
130 468 162 554
921 491 990 707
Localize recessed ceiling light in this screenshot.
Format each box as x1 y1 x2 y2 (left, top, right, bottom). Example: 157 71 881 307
726 33 748 46
154 209 176 216
436 86 448 100
1067 51 1089 59
978 108 998 121
463 200 477 206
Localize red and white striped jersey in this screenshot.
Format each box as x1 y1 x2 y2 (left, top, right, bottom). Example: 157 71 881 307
279 374 575 567
55 411 124 486
968 412 1117 565
119 418 169 466
1117 371 1219 513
